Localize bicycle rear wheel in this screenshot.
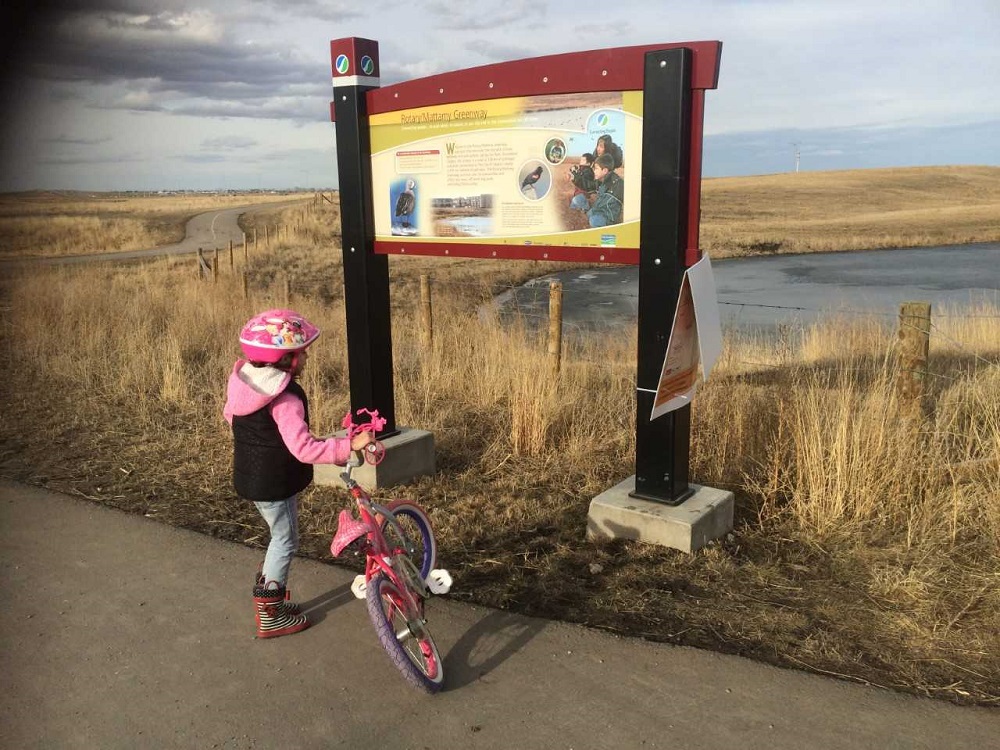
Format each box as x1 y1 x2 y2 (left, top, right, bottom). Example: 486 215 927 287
365 573 444 693
381 501 436 581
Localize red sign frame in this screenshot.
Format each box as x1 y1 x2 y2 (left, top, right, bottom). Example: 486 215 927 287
331 42 721 266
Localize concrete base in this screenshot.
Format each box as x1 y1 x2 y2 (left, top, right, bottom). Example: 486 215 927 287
314 427 435 490
587 477 734 554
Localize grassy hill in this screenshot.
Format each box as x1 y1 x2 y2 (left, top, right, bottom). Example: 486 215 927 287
700 165 1000 256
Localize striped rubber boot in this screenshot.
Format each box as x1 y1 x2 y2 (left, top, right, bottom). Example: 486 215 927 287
254 565 300 615
253 583 310 639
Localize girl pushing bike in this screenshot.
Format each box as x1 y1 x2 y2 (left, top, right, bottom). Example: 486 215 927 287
223 309 371 639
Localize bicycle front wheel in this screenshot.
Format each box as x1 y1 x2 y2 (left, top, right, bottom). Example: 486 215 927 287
365 573 444 694
381 501 437 581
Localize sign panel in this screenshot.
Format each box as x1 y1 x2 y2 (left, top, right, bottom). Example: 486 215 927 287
651 254 723 419
370 92 643 258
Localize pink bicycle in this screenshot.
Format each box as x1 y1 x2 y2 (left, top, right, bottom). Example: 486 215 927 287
329 409 451 693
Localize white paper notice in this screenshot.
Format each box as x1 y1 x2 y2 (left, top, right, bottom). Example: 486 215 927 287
650 254 723 420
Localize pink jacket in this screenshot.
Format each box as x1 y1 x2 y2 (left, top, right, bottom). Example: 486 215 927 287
223 360 352 465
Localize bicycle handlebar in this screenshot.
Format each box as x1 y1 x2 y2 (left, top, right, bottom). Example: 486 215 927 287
341 408 387 466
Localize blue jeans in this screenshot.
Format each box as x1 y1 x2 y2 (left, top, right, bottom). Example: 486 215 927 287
254 495 300 587
588 211 611 227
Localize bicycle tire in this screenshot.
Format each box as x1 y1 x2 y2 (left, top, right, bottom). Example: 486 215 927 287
381 501 437 581
365 573 444 693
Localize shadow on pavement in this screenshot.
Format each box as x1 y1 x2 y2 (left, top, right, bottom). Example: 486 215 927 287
297 582 355 626
443 609 547 691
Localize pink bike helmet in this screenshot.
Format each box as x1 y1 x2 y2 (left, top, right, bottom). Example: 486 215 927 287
239 309 320 364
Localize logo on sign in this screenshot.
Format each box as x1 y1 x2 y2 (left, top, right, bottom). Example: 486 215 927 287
596 112 610 127
360 55 374 75
335 54 350 75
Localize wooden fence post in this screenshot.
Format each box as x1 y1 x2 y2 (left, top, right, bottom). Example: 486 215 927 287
196 247 212 280
265 225 270 248
253 227 258 249
243 233 248 263
419 274 433 350
548 280 563 374
283 276 291 305
897 301 931 411
242 271 249 300
212 249 219 283
229 240 234 269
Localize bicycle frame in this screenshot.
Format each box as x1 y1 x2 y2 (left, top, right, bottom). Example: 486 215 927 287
341 460 430 622
331 410 448 692
340 478 429 603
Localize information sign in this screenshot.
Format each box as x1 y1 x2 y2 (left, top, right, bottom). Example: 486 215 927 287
370 92 643 255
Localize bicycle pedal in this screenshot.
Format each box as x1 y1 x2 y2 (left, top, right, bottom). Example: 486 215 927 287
350 575 367 599
426 569 452 595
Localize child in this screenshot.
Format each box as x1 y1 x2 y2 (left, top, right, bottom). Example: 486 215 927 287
587 153 624 228
593 134 624 170
568 153 597 212
223 309 371 639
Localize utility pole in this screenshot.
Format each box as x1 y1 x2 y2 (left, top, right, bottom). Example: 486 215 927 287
792 142 800 173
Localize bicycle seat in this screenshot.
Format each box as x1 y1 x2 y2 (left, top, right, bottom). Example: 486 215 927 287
330 510 372 557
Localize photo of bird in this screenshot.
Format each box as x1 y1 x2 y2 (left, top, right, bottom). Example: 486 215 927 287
394 178 416 229
518 163 549 200
521 166 543 191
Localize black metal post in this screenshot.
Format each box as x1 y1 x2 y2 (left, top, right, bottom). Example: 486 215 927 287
331 39 397 434
631 48 694 505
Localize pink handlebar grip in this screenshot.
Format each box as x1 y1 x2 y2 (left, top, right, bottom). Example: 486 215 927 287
341 408 388 465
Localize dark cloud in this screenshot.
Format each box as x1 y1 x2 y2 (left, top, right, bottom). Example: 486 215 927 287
148 96 328 122
8 2 329 122
29 1 190 12
44 134 112 145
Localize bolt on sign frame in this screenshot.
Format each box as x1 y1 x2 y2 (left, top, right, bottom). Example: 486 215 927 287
331 38 721 504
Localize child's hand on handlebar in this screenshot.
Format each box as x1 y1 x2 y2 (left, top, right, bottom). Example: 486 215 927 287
341 409 385 465
350 431 374 452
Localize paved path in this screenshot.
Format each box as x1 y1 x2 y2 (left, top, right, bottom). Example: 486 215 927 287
2 479 998 749
0 199 308 266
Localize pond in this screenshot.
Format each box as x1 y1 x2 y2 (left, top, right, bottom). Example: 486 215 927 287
494 242 1000 334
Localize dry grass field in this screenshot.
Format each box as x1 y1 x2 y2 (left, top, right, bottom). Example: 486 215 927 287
1 166 998 704
700 166 1000 255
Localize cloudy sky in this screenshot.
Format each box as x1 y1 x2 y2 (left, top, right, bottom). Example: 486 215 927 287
1 0 997 191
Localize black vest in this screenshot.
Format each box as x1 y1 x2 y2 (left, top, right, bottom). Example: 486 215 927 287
232 380 314 501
